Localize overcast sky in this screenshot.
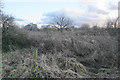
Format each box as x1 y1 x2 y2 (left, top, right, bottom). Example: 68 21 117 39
3 0 119 27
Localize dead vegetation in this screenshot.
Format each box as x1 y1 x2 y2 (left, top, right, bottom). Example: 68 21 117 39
2 28 119 78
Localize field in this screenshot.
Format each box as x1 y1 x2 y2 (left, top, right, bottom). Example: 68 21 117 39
2 28 119 78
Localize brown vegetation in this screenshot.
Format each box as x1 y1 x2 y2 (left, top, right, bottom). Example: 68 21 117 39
2 27 119 78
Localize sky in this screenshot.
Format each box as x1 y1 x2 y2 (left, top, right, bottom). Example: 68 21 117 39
2 0 119 27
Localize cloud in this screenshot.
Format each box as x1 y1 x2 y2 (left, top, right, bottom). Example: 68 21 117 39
87 6 109 15
42 8 101 27
41 0 118 25
108 3 118 10
5 0 80 2
72 17 91 26
6 0 118 27
43 10 64 17
15 18 25 21
42 11 63 24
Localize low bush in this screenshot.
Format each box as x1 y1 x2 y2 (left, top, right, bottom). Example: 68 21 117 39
2 27 31 52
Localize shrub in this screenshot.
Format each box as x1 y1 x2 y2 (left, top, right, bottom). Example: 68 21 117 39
2 27 31 52
80 24 90 30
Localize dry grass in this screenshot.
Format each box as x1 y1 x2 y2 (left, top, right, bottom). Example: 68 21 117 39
2 28 119 78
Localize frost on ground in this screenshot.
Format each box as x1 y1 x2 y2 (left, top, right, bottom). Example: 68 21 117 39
2 29 119 78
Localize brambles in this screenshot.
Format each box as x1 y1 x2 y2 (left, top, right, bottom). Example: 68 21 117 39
2 27 31 52
2 28 119 78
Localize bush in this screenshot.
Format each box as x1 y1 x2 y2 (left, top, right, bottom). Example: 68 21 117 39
2 26 31 52
80 24 90 30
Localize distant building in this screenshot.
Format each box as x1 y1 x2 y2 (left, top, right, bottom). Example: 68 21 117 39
41 24 60 29
24 23 38 31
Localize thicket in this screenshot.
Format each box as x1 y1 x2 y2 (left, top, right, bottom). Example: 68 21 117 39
1 14 31 52
2 26 31 52
2 21 119 78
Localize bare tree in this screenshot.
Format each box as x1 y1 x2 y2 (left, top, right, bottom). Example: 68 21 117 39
80 23 90 30
1 14 14 34
2 14 14 27
106 19 113 28
92 24 99 29
52 14 73 30
0 1 3 27
0 0 2 54
0 0 14 29
106 17 119 28
114 17 119 28
0 0 2 13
